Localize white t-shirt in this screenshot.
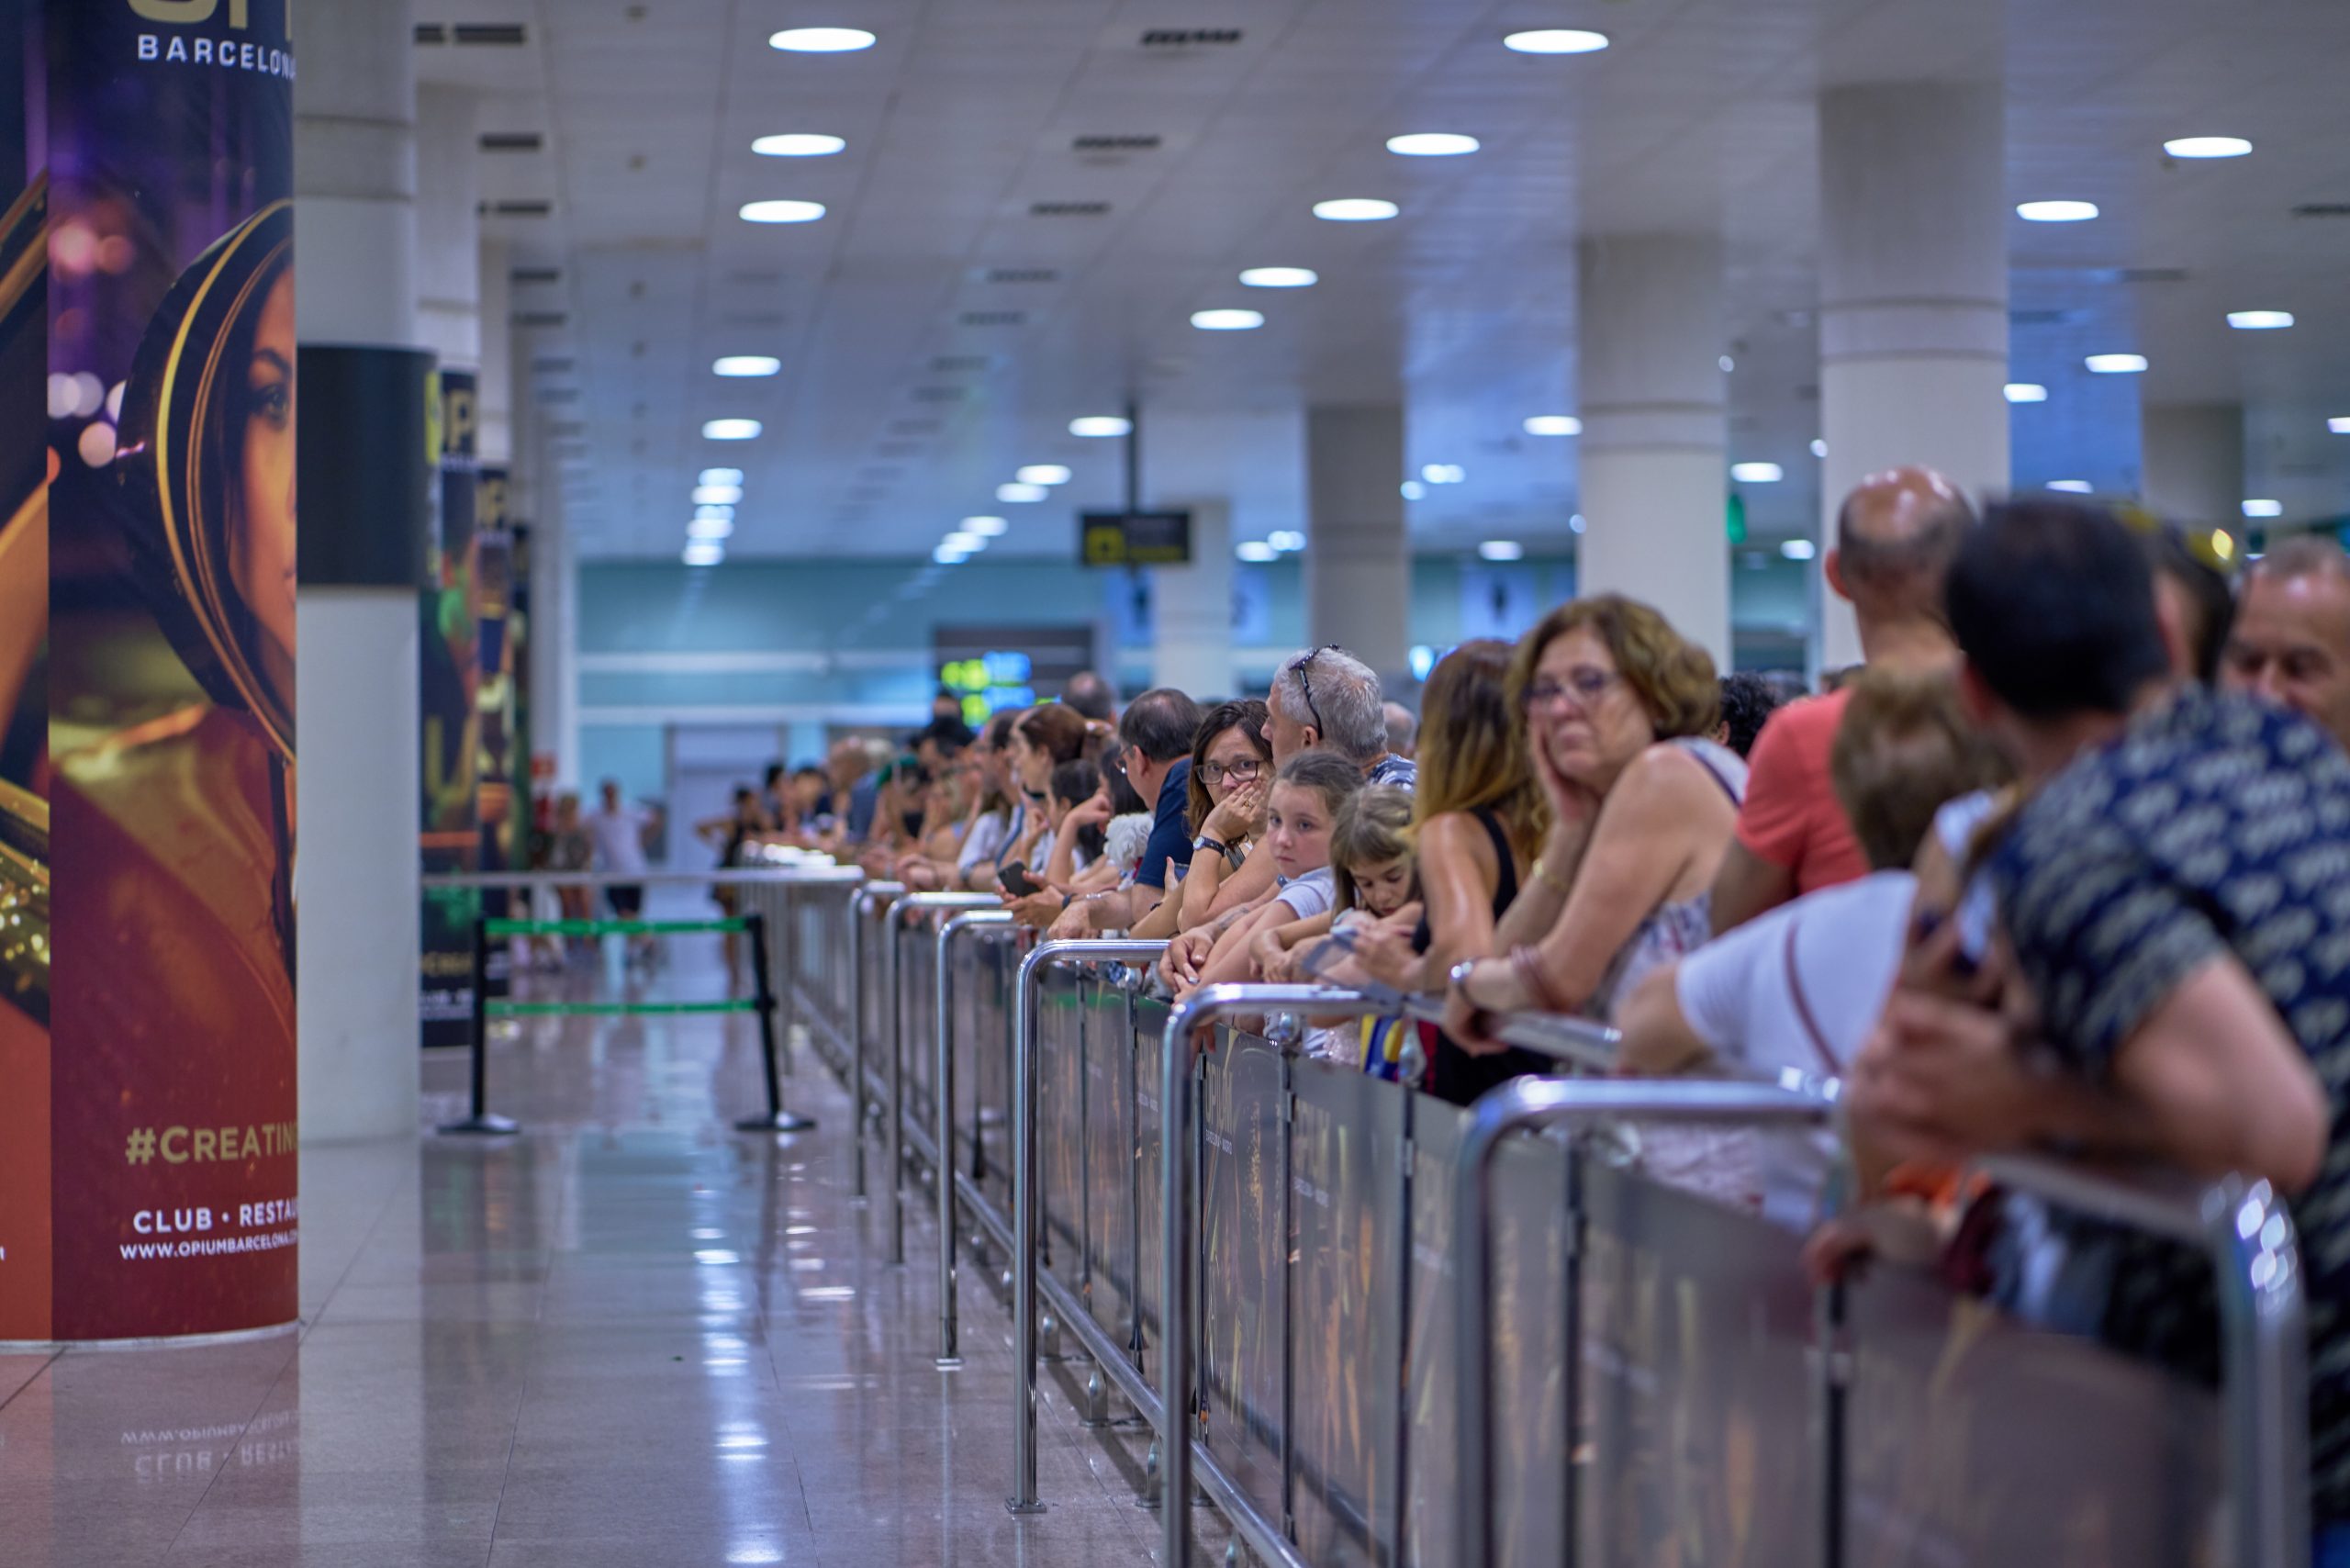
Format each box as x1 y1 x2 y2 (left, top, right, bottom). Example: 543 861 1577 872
958 809 1010 876
1670 869 1919 1225
1274 867 1337 920
584 805 654 877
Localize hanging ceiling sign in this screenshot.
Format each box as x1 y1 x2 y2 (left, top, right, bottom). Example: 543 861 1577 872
1080 510 1192 567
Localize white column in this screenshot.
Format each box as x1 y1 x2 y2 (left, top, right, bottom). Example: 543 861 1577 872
413 85 480 372
1575 235 1730 668
294 0 422 1143
476 240 511 466
1304 406 1409 685
2143 403 2244 530
1817 81 2009 669
1151 499 1234 698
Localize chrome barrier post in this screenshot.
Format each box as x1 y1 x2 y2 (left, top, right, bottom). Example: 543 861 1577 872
936 910 1015 1368
1156 982 1390 1568
847 882 903 1203
1009 937 1169 1516
1452 1078 1831 1568
2205 1174 2309 1568
892 895 1002 1268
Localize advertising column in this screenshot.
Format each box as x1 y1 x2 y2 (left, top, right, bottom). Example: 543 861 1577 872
475 463 513 998
420 368 480 1046
3 0 299 1342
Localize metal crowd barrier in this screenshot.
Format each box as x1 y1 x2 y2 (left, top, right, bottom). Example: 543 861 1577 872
828 905 2311 1568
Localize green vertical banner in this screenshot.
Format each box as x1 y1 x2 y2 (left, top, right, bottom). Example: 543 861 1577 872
474 465 513 1001
420 367 480 1047
10 0 298 1342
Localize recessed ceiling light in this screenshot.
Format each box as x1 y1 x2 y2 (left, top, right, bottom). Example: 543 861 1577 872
692 484 744 505
753 133 845 157
739 199 826 224
1477 540 1524 561
1399 480 1427 500
1191 308 1264 330
694 505 734 521
687 516 733 541
1268 530 1306 552
1718 354 1735 374
1386 132 1480 157
997 481 1048 503
1239 266 1317 288
1809 439 1828 458
699 467 743 486
2227 310 2294 330
1522 415 1581 437
943 531 985 553
1069 415 1131 438
1236 542 1278 563
933 543 970 565
2046 479 2094 493
2329 417 2350 435
1313 198 1399 222
703 418 762 440
1014 465 1071 486
1568 513 1585 534
1730 461 1784 484
1420 463 1466 484
683 543 725 566
2165 136 2252 159
768 27 874 52
2004 382 2049 403
2085 353 2148 374
2018 200 2098 222
713 355 781 376
1503 28 1610 53
1780 539 1817 561
963 515 1008 536
2243 498 2284 519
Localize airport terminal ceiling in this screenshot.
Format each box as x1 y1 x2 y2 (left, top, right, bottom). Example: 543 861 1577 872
419 0 2350 564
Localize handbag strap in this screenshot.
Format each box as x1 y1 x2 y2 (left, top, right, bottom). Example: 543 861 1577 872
1781 914 1843 1076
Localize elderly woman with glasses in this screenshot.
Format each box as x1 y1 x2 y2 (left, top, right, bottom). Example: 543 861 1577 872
1443 596 1748 1053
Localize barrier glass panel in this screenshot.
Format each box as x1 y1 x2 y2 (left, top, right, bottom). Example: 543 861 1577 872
1404 1094 1465 1568
1083 969 1141 1356
1290 1058 1409 1568
1040 962 1089 1294
1199 1030 1290 1531
1844 1250 2221 1566
1490 1126 1572 1568
1136 993 1169 1382
901 924 937 1131
1578 1154 1818 1564
973 929 1015 1198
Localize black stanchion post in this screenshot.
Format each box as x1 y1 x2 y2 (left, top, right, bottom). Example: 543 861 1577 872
438 915 519 1135
736 911 814 1134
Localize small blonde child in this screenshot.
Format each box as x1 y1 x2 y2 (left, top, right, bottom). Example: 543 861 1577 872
1249 787 1420 1070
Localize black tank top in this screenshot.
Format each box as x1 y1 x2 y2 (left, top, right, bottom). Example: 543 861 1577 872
1414 806 1551 1107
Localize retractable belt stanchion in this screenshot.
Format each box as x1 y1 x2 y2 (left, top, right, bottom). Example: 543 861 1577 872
935 910 1016 1368
432 911 800 1137
734 909 815 1134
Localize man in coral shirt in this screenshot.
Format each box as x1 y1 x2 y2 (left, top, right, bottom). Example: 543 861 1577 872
1710 466 1973 935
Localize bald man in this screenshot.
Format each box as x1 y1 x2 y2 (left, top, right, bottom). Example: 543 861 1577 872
1710 466 1975 935
2225 536 2350 753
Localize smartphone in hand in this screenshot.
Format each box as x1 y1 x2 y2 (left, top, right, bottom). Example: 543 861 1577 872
999 860 1040 898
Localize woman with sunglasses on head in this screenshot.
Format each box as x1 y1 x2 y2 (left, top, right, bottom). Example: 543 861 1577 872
1444 597 1747 1061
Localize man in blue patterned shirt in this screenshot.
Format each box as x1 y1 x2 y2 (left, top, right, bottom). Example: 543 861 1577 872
1849 498 2347 1531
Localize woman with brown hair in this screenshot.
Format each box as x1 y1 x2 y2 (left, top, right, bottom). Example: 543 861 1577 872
1444 595 1747 1062
1350 639 1551 1103
1171 698 1274 930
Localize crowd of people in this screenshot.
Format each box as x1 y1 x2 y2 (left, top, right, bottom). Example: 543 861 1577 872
571 470 2350 1534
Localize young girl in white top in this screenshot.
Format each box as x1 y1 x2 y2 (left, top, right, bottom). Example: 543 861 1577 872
1171 751 1364 997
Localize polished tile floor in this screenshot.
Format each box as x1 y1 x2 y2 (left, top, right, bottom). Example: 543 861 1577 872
0 912 1216 1566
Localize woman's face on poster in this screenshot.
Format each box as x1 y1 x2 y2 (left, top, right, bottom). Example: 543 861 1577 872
232 270 296 673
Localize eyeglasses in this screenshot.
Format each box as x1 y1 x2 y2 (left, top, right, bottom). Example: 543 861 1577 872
1196 757 1264 787
1521 667 1621 711
1292 644 1339 736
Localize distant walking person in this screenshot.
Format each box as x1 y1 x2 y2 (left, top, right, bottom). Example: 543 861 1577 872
586 778 661 967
